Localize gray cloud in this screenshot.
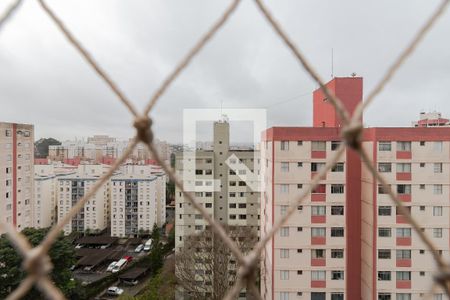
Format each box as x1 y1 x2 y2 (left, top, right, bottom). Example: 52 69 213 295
1 0 449 143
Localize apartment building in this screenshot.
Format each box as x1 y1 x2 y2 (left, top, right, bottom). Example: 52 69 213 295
412 111 449 128
0 122 34 234
110 165 166 237
34 163 77 228
175 120 260 250
57 164 110 235
261 77 449 300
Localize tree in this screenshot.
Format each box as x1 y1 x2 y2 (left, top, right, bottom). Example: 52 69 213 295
34 138 61 158
0 228 78 299
175 226 258 300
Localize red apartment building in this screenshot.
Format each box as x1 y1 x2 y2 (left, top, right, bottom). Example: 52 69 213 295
261 77 449 300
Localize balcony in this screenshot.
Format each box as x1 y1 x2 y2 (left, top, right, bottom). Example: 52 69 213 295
396 151 412 159
396 237 411 246
398 194 411 202
311 193 326 202
311 172 326 180
311 236 326 245
311 280 326 288
311 151 326 159
396 280 411 289
311 258 326 266
396 215 408 224
396 172 411 181
311 215 326 223
396 259 412 267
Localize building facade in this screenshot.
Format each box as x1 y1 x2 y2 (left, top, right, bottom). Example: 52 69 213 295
110 165 166 237
261 77 448 300
0 122 34 234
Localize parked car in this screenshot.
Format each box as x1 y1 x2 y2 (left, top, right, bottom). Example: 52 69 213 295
111 258 128 273
106 286 124 296
123 256 133 262
106 261 117 272
134 244 144 253
74 244 83 249
143 239 152 251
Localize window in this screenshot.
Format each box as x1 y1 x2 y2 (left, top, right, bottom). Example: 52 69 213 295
434 163 443 173
419 184 425 190
312 141 326 151
280 205 288 216
331 141 341 150
331 270 344 280
280 141 289 151
311 293 326 300
195 169 203 175
331 249 344 258
279 292 289 300
331 162 344 172
280 227 289 237
420 141 426 146
280 270 289 280
331 184 344 194
331 293 344 300
280 249 289 258
378 249 391 259
432 206 443 216
378 206 391 216
433 228 443 238
311 270 326 280
280 184 289 194
397 141 411 151
281 162 289 172
433 294 443 300
396 228 411 237
297 141 303 146
297 162 303 167
378 163 392 172
297 184 303 189
396 294 411 300
396 163 411 173
396 250 411 259
433 184 443 194
205 203 212 208
397 185 411 195
311 206 326 216
311 249 326 260
331 227 344 237
229 203 236 208
378 184 390 194
238 203 246 208
420 162 426 167
378 271 391 281
378 294 391 300
396 271 411 281
379 142 392 151
311 162 325 172
378 228 392 237
433 141 443 152
311 227 326 237
331 206 344 215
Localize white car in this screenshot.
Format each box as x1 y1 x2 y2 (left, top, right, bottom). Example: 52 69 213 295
74 244 83 249
134 244 144 253
106 286 124 296
106 261 117 272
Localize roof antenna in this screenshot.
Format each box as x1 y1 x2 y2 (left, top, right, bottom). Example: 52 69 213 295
331 48 334 78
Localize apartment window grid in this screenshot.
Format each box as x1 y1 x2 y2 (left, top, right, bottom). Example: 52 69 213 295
311 205 326 216
397 228 412 237
396 250 411 259
311 270 326 281
378 162 392 173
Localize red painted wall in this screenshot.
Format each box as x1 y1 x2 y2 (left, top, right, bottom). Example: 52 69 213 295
313 77 363 128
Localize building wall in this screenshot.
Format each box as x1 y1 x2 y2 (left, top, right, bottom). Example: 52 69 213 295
0 122 34 234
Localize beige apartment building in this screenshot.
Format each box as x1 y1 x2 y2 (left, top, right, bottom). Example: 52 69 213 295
111 165 166 237
261 77 449 300
175 120 260 250
0 122 34 234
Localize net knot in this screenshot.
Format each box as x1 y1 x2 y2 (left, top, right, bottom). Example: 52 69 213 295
23 246 53 277
341 121 363 150
134 115 153 144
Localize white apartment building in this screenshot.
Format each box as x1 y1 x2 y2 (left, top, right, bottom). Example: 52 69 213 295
34 163 77 228
0 122 34 234
111 165 166 237
57 164 110 235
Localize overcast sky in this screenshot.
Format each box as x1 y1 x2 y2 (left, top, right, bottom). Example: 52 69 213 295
1 0 449 143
